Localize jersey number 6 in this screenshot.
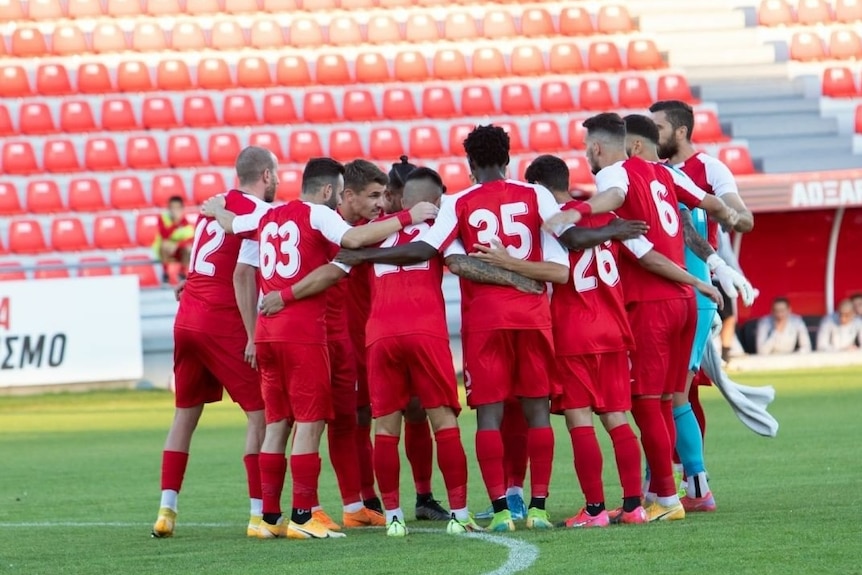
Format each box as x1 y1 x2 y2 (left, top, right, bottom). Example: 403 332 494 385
260 220 301 280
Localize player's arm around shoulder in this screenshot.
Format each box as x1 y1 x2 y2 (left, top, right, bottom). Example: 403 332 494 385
706 155 754 232
259 262 349 316
468 237 569 285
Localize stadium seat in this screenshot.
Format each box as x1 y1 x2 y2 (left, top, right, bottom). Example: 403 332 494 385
224 94 259 126
447 123 474 155
92 22 127 53
0 182 23 215
192 171 227 204
29 0 64 19
263 0 299 10
821 67 860 97
316 54 351 85
382 88 418 120
157 60 193 91
498 122 525 154
344 89 379 121
142 97 178 130
461 85 496 116
0 0 26 21
183 95 219 127
212 20 246 50
718 146 756 175
395 51 430 82
758 0 795 26
521 8 555 37
369 128 405 160
208 133 241 167
12 27 48 57
117 60 154 92
135 213 160 247
444 12 477 41
3 142 38 175
249 130 285 161
60 100 96 132
796 0 833 24
290 18 324 48
367 15 401 44
341 0 374 7
407 13 440 42
0 65 32 98
303 0 337 9
588 41 624 72
69 178 107 212
433 49 469 80
657 73 697 103
618 76 653 109
511 45 546 76
565 155 594 186
855 104 862 132
186 0 221 14
78 63 113 93
108 0 144 16
168 135 204 167
102 97 140 132
0 261 26 280
94 215 134 249
147 0 181 14
472 47 507 78
483 10 517 38
85 138 123 171
356 52 391 83
829 30 862 59
198 57 234 90
559 6 594 35
378 0 411 6
329 16 364 46
568 118 587 149
19 103 56 135
44 139 81 173
35 259 70 280
627 39 664 70
263 93 299 124
422 87 457 118
126 136 164 169
0 105 10 136
171 22 207 51
68 0 103 17
10 219 49 254
110 176 148 209
330 129 365 161
529 120 564 152
237 56 273 88
501 83 536 115
251 19 286 49
51 216 90 252
152 173 188 207
276 167 302 202
289 130 324 163
597 5 634 33
303 91 338 123
409 126 445 158
27 181 64 214
36 64 73 96
836 0 862 22
692 110 730 143
52 25 89 56
120 255 160 288
133 22 168 52
790 32 827 61
549 43 585 75
579 79 615 110
438 162 471 193
79 256 113 277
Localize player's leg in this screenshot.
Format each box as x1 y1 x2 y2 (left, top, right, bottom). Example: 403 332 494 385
404 397 448 520
374 411 408 537
159 240 177 282
355 356 381 513
502 398 529 519
241 410 265 535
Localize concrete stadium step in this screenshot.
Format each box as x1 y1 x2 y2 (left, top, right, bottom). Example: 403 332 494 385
685 63 789 82
724 114 839 138
717 97 821 116
760 153 862 173
744 135 853 157
698 78 804 101
668 45 777 68
639 10 747 33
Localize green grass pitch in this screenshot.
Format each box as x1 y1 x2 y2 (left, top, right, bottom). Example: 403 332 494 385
1 367 860 575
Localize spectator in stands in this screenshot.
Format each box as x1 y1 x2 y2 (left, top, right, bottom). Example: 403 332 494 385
154 195 194 284
851 293 862 318
816 299 862 352
756 297 812 355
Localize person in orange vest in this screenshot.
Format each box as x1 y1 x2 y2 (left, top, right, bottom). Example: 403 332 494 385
154 195 195 283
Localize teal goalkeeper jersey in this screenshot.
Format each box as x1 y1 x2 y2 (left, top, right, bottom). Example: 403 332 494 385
680 203 717 311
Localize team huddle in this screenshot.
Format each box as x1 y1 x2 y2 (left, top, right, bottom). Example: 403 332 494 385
151 99 757 540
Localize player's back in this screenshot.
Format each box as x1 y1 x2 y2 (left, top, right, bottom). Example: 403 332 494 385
675 152 736 249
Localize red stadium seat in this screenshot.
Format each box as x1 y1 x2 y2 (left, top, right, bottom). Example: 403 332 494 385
35 259 70 280
521 8 555 37
407 13 440 43
330 129 365 161
529 120 564 152
92 22 127 53
501 83 536 115
433 49 469 80
120 255 160 288
133 22 168 52
378 0 411 6
836 0 862 22
559 7 594 35
276 167 302 202
157 60 193 91
0 65 32 98
19 103 56 135
152 173 188 207
224 94 259 126
117 60 154 92
718 146 756 175
238 56 274 87
566 155 594 186
549 43 585 75
289 130 324 163
448 123 474 155
382 88 418 120
855 104 862 133
44 138 81 173
618 75 653 109
51 216 90 252
444 12 477 41
329 16 364 46
12 27 48 57
142 97 178 129
198 57 234 90
102 97 140 132
186 0 221 14
758 0 795 25
0 105 10 136
135 213 160 247
472 47 507 78
597 5 633 33
78 63 113 93
0 0 26 21
27 180 64 213
183 95 219 127
303 0 337 9
657 74 697 103
422 86 457 118
290 18 324 48
829 29 862 59
249 130 285 161
212 20 246 50
438 162 471 193
822 66 860 97
208 133 241 167
627 39 664 70
168 135 204 167
263 93 299 124
316 53 351 85
588 41 623 72
0 182 23 215
303 91 339 123
568 118 587 149
147 0 181 14
79 256 113 277
251 19 286 49
367 15 401 44
68 0 103 17
3 142 38 175
69 178 107 212
461 85 496 116
511 45 546 76
0 261 26 280
395 51 430 82
483 10 517 39
85 137 123 171
498 122 525 154
369 128 405 160
263 0 299 10
193 171 227 204
108 0 143 16
171 21 207 51
36 64 73 96
52 25 89 56
796 0 833 24
343 89 379 122
579 79 615 110
9 219 49 254
68 99 102 132
341 0 374 7
790 32 827 61
126 136 164 170
29 0 64 19
692 110 730 143
409 126 444 158
356 52 391 83
111 175 149 209
94 215 134 249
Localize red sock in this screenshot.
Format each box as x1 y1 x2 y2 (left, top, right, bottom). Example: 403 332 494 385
243 454 262 500
569 426 603 504
328 414 362 505
405 420 434 495
527 426 554 499
259 452 287 515
356 423 377 501
374 434 401 512
502 400 528 489
609 424 642 499
475 429 506 501
290 453 321 511
661 399 676 455
689 382 706 441
631 398 675 497
160 450 189 492
435 427 468 511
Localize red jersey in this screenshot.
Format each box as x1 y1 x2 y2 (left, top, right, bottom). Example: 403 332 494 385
420 179 569 333
175 190 270 333
233 200 352 344
324 244 350 342
595 157 701 303
674 152 738 249
551 201 641 356
346 262 372 351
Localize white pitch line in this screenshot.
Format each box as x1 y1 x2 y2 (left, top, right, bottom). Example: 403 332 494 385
0 522 539 575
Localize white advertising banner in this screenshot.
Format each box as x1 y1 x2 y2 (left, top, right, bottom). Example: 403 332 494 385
0 275 143 387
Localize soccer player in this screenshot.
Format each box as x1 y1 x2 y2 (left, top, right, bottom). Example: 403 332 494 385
152 146 278 538
204 157 439 539
366 167 483 536
336 125 648 532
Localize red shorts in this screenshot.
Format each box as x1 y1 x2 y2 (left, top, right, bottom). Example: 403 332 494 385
552 351 632 414
328 337 357 417
173 326 262 412
257 341 333 425
462 329 554 408
627 298 697 396
368 334 461 418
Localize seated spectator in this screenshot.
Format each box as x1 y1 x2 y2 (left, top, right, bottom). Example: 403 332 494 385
851 293 862 318
756 297 812 355
816 299 862 352
154 195 194 283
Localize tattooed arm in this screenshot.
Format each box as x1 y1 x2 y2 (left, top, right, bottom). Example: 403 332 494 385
445 255 545 295
680 208 716 261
